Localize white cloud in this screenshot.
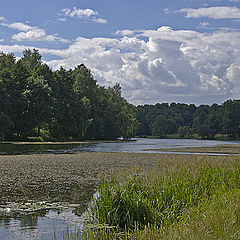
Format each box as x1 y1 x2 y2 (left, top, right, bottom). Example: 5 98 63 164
199 22 210 28
12 28 55 42
1 26 240 105
62 7 98 18
93 18 107 24
58 17 67 22
0 17 6 22
1 20 69 43
115 29 135 36
1 22 32 31
226 64 240 96
176 6 240 19
60 7 107 24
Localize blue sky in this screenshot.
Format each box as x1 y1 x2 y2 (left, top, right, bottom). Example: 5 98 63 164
0 0 240 105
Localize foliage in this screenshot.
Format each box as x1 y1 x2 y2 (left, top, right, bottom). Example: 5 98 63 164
0 50 138 141
137 100 240 139
177 126 189 138
89 165 240 229
85 162 240 239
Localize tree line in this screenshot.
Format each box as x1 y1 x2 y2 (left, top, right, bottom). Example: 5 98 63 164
0 49 138 141
136 100 240 139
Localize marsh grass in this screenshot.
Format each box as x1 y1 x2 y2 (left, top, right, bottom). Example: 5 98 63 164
82 156 240 239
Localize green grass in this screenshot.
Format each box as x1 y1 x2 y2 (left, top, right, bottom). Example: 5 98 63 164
81 161 240 239
89 164 240 227
57 155 240 239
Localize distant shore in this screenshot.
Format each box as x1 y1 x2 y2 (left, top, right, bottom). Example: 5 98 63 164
146 144 240 155
0 139 126 145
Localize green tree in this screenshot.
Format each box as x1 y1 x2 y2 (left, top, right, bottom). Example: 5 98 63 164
193 105 210 139
221 100 240 138
21 48 42 71
178 126 190 138
152 115 176 137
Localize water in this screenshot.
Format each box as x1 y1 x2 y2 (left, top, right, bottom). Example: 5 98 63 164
0 138 239 239
0 138 239 155
0 210 82 240
85 138 240 154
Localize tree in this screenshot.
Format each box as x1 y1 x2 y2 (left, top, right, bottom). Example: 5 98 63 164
0 113 14 140
152 115 176 137
21 48 42 71
208 104 222 139
25 75 53 135
193 105 210 139
221 100 240 138
178 126 190 138
0 51 138 141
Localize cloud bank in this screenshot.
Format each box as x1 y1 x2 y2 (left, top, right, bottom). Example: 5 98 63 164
1 26 240 105
1 21 69 43
177 6 240 19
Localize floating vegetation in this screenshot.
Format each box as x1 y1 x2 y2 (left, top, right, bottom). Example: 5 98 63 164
0 201 80 217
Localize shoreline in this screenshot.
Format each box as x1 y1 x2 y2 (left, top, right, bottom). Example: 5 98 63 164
0 139 133 145
0 148 236 205
146 144 240 155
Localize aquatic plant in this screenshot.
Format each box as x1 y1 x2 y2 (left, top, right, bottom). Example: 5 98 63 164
0 201 80 217
85 163 240 239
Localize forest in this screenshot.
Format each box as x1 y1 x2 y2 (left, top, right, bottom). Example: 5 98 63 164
136 100 240 139
1 49 240 142
0 49 138 141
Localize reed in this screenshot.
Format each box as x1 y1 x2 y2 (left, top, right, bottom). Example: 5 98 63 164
57 154 240 239
86 161 240 239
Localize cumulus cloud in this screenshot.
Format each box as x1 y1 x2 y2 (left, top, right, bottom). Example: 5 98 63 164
115 29 135 36
12 28 54 42
62 7 97 18
199 22 210 28
176 6 240 19
0 16 6 22
11 28 69 43
1 26 240 105
226 64 240 96
1 22 32 31
1 20 69 43
60 7 107 24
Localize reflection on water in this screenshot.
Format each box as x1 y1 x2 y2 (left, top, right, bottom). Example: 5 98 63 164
0 138 240 155
0 142 93 155
0 209 84 240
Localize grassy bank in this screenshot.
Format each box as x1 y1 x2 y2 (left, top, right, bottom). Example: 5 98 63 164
148 144 240 155
79 154 240 239
137 134 240 141
2 151 240 239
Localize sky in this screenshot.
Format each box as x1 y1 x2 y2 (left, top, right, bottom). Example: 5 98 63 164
0 0 240 106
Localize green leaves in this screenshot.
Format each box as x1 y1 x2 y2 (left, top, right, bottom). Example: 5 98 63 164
89 165 240 231
0 49 137 140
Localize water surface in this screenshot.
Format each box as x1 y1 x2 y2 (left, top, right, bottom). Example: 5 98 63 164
0 138 239 155
0 138 239 239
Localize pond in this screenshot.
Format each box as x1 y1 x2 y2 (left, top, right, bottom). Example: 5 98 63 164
0 138 239 155
0 208 84 240
0 138 239 240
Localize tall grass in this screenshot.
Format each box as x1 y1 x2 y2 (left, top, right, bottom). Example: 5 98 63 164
56 155 240 239
86 162 240 239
